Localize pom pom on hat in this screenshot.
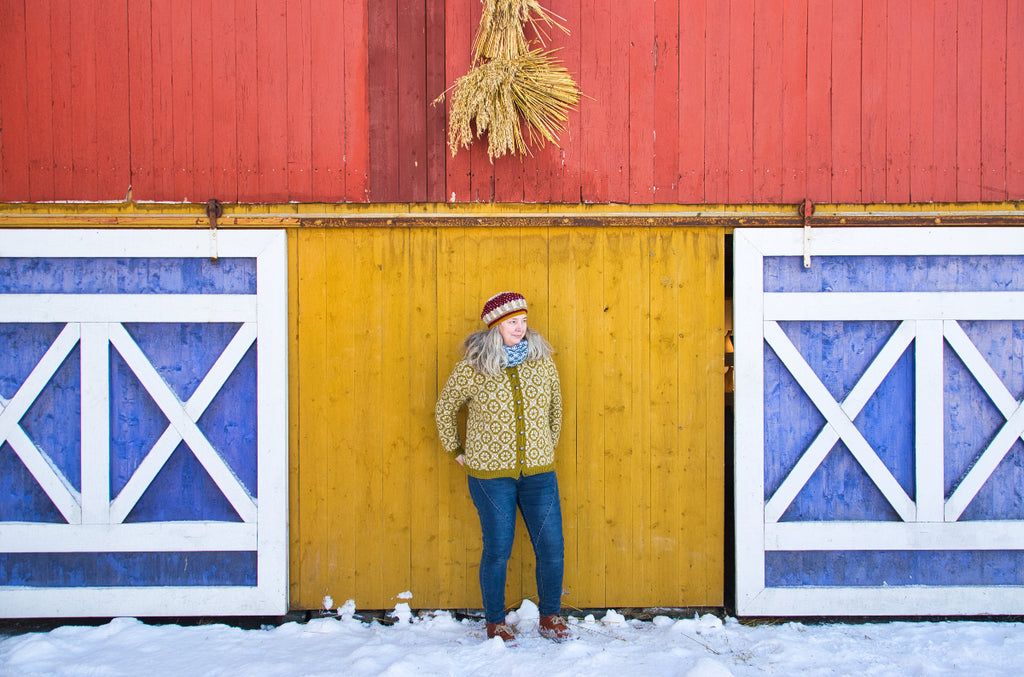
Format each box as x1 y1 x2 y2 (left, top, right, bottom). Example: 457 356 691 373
481 291 528 328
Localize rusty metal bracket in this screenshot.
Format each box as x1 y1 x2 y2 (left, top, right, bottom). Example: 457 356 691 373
800 199 814 268
206 199 223 264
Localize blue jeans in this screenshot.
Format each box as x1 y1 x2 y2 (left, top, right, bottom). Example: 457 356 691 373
467 471 565 624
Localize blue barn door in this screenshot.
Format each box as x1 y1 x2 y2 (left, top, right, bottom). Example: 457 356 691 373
0 229 288 617
734 227 1024 616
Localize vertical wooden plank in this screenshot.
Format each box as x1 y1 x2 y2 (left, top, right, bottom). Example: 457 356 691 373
956 0 983 200
24 0 55 200
932 0 958 200
779 0 807 203
805 0 831 201
69 0 99 199
170 0 194 201
629 0 656 203
210 0 239 202
678 0 706 203
286 232 302 607
381 229 413 604
547 226 580 609
95 0 130 200
0 0 17 196
444 0 472 203
728 0 753 203
354 231 386 606
368 0 400 201
0 0 29 200
602 229 641 603
678 230 707 602
127 0 155 201
149 0 176 200
572 228 606 603
286 0 314 201
424 0 447 203
909 0 936 201
682 227 726 605
235 0 260 201
648 229 680 603
97 0 131 197
409 227 441 605
191 0 216 201
558 0 583 204
579 0 610 202
467 1 494 210
434 228 473 607
256 0 288 201
295 229 329 610
310 0 346 201
752 0 783 202
634 229 652 602
343 0 370 202
323 228 358 607
885 0 912 203
653 0 680 203
699 228 725 605
980 0 1007 200
831 0 862 202
607 0 630 203
1008 0 1024 197
703 0 730 203
49 0 73 199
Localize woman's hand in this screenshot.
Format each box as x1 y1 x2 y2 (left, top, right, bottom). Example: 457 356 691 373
455 454 466 466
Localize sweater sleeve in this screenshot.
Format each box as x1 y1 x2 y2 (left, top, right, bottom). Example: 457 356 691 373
435 363 470 457
549 361 562 448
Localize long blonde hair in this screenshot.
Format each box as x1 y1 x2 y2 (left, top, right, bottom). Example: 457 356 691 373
462 325 553 378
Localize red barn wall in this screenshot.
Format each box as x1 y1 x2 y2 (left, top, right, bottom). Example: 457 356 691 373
1 0 1021 205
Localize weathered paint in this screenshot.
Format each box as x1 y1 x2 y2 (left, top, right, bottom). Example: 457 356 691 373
288 224 725 610
2 0 1022 204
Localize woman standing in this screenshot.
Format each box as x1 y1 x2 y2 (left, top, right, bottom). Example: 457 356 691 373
435 291 573 644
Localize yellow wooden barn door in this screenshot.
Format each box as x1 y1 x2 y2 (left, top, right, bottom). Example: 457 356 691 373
289 224 724 611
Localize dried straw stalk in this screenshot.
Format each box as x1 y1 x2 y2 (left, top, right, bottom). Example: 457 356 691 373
437 0 581 161
472 0 567 61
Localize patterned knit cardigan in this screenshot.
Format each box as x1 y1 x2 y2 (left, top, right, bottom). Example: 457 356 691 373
435 357 562 479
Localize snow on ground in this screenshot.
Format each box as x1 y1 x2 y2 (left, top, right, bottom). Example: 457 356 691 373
3 598 1024 676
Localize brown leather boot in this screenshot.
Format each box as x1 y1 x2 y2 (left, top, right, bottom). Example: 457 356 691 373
485 622 517 644
539 614 574 642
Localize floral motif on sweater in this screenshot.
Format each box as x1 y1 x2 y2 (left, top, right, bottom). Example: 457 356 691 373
435 357 562 479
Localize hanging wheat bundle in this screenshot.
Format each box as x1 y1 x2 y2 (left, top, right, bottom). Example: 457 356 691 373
512 49 579 147
472 0 568 61
436 0 581 161
446 59 526 161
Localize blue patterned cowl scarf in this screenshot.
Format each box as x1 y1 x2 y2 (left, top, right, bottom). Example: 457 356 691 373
504 340 529 368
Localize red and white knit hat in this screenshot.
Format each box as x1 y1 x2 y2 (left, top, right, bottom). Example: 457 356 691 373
481 291 528 328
